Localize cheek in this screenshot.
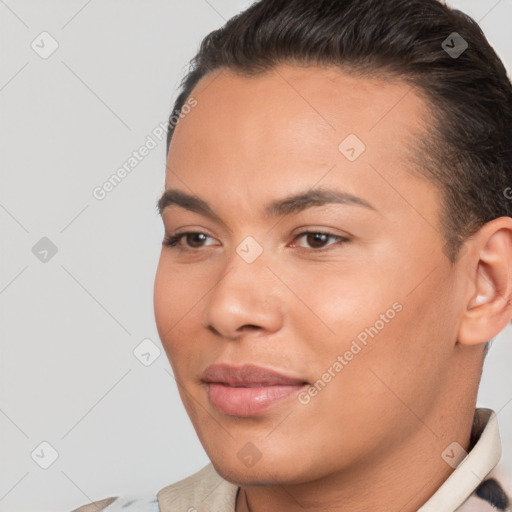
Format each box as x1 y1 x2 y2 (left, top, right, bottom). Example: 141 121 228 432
289 264 399 357
153 259 191 361
292 258 452 409
153 262 174 338
154 257 216 381
339 270 455 413
154 256 200 332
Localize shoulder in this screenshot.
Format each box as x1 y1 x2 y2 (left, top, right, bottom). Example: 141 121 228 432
157 463 239 511
70 497 117 512
68 464 237 512
70 494 160 512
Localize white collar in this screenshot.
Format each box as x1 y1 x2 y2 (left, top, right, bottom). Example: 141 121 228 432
418 408 501 512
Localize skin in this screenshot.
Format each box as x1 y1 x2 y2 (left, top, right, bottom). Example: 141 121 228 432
153 64 512 512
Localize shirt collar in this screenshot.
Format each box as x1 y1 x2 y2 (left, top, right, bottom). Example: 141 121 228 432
418 407 501 512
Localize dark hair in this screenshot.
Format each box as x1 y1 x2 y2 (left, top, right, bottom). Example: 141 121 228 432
166 0 512 265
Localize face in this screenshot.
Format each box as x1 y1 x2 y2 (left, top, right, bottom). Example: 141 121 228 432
153 64 465 486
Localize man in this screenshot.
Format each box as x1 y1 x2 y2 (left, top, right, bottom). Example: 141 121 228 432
72 0 512 510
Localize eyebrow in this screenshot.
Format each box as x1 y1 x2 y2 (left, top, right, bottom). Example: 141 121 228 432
156 186 376 224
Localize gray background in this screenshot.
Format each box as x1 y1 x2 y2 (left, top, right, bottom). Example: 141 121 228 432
1 1 511 510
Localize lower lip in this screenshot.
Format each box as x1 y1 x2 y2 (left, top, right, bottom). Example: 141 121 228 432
206 383 306 416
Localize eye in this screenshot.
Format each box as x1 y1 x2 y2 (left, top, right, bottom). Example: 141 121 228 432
162 231 216 250
162 230 350 252
289 230 350 251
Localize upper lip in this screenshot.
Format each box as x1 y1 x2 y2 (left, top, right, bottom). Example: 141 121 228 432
201 364 308 387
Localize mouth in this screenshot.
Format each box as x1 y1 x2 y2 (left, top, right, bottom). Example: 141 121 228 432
201 363 309 417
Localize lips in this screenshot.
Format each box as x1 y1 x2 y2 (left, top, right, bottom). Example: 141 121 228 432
202 363 307 387
201 364 308 416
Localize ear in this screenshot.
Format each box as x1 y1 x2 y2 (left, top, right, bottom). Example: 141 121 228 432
458 216 512 346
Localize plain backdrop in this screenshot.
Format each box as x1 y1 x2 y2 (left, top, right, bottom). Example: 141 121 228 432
1 1 511 510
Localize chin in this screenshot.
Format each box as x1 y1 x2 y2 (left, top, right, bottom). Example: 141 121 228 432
211 460 296 487
206 447 326 488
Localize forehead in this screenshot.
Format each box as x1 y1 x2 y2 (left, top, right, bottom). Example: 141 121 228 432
171 64 427 142
165 64 437 227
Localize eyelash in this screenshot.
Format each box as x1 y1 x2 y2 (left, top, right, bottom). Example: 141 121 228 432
162 230 350 253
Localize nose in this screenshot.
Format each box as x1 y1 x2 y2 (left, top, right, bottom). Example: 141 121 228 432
200 250 284 341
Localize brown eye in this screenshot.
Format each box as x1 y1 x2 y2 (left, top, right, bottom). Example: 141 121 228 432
184 233 209 248
306 232 330 248
291 231 350 251
162 232 214 249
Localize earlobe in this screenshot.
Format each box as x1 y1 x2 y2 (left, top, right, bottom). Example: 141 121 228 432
457 217 512 346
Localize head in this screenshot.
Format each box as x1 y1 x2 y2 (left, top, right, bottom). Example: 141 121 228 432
154 0 512 488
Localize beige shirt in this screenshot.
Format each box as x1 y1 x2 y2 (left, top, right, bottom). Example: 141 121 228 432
71 408 504 512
